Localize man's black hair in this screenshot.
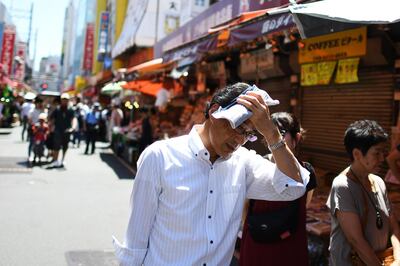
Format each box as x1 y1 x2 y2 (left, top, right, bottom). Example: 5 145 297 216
204 82 250 119
344 119 388 161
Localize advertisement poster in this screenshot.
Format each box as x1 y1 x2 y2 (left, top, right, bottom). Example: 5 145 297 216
97 11 110 62
317 61 337 84
14 42 27 81
0 25 16 76
301 63 318 86
301 61 337 86
83 23 95 71
335 57 360 84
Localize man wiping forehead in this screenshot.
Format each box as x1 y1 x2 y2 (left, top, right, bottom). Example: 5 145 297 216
113 82 310 266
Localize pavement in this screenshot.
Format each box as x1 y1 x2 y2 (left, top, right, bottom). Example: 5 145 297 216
0 127 135 266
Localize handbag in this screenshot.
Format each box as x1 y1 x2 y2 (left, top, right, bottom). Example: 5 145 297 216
247 199 299 243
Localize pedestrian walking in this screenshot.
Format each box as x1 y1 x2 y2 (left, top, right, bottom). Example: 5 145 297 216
84 103 100 154
49 93 76 168
72 103 85 148
27 97 47 163
113 82 310 266
21 96 35 141
327 120 399 265
239 112 317 266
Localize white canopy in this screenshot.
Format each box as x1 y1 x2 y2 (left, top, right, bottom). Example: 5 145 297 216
290 0 400 24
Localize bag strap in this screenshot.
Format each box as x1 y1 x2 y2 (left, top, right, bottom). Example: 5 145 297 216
247 198 299 217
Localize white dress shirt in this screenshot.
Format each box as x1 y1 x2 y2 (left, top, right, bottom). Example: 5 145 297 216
113 126 310 266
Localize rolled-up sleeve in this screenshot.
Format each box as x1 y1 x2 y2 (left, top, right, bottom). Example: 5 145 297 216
245 150 309 201
112 144 162 266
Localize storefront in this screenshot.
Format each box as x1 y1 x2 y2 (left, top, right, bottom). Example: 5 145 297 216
296 27 396 175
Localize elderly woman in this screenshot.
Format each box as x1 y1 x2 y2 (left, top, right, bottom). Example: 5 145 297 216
327 120 400 266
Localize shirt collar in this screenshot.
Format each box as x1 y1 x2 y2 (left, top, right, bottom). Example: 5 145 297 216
188 125 211 161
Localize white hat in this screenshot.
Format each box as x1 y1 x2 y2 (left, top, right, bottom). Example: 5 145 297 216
24 92 36 100
212 85 279 129
61 93 70 100
38 113 47 121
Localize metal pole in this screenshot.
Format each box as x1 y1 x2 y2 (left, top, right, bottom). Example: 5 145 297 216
155 0 160 42
27 2 33 50
32 29 38 70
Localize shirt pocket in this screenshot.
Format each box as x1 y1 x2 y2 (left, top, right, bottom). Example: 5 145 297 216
221 185 242 222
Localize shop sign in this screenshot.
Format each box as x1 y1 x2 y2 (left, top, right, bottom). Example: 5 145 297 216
97 11 110 62
217 29 230 47
14 42 27 81
335 57 360 84
83 23 95 71
0 25 16 76
301 61 336 86
298 27 366 64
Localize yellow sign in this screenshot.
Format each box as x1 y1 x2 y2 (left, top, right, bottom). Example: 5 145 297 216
301 61 336 86
299 27 366 64
335 57 360 84
301 63 318 86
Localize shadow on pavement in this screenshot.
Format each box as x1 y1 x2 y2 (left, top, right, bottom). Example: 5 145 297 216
100 152 134 180
65 250 118 266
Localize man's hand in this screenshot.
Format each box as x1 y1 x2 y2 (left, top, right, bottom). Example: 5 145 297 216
236 91 279 143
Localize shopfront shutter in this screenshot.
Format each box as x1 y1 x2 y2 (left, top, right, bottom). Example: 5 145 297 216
259 76 292 113
299 67 395 174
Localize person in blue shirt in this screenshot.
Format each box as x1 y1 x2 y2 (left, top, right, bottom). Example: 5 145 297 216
84 103 100 155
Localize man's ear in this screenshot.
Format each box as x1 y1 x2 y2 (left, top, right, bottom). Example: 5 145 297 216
352 148 363 161
208 104 220 120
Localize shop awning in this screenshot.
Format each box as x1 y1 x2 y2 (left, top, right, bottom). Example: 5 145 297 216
127 58 175 75
289 0 400 38
122 80 162 97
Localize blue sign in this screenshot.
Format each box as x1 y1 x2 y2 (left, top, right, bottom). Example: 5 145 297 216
0 23 4 57
97 11 109 62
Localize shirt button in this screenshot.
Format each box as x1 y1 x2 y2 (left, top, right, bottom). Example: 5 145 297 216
195 154 198 157
285 184 288 187
205 152 208 156
203 264 206 266
210 240 213 244
208 215 211 219
210 190 213 194
211 166 213 170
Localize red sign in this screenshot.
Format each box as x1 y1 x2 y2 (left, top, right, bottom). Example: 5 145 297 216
1 25 16 76
83 23 95 71
14 42 26 81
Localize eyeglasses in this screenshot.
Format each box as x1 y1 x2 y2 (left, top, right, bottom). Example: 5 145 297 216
234 124 258 142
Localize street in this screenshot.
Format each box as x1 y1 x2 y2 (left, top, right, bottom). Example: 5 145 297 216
0 126 134 266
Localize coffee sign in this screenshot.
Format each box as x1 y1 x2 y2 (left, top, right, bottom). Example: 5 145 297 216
298 27 366 64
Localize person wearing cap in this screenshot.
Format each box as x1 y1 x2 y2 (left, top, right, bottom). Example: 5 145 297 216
113 82 310 266
31 112 49 164
83 102 100 154
27 97 47 162
49 93 76 167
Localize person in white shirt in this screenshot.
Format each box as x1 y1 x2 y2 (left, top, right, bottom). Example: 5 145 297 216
113 82 310 266
27 97 47 162
21 99 35 141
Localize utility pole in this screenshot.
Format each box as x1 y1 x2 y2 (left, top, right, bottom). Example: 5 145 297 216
27 3 33 51
32 29 38 71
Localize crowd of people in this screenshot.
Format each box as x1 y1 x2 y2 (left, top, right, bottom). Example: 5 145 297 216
13 82 400 265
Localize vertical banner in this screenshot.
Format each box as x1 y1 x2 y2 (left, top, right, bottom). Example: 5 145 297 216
83 23 95 71
97 11 110 62
0 23 5 57
335 58 360 84
0 25 16 76
14 42 27 81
